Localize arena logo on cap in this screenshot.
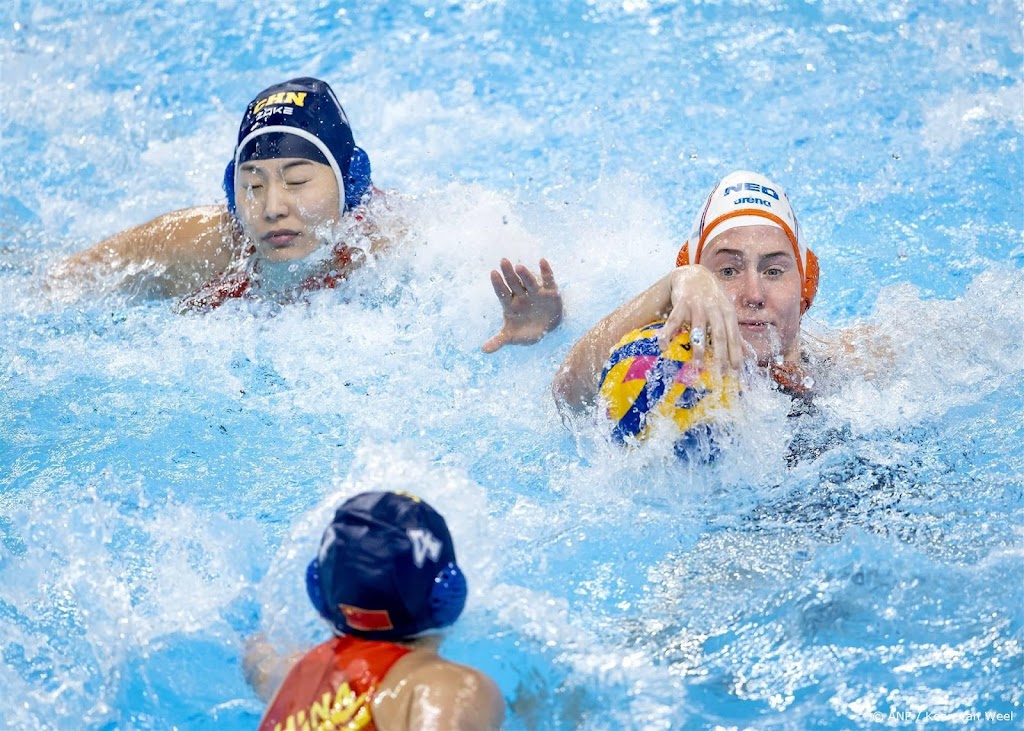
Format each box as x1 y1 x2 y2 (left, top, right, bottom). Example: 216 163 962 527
734 196 775 208
340 604 394 632
252 91 308 114
723 181 780 200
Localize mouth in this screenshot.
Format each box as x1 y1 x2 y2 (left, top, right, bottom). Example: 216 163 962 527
739 320 772 333
261 230 301 248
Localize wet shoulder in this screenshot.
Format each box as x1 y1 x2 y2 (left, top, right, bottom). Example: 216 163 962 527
155 205 245 296
163 205 243 262
373 650 504 730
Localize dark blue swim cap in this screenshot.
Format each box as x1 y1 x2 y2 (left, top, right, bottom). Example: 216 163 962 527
306 491 467 641
224 77 372 217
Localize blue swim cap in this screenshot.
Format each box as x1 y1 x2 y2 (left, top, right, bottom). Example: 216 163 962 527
224 77 373 218
305 491 467 641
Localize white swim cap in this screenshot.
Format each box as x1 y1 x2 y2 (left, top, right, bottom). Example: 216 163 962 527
676 170 819 312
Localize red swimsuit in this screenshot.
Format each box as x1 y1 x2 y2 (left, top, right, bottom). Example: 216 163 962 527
177 245 355 313
258 636 412 731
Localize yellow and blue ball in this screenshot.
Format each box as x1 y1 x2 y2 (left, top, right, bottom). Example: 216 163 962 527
598 321 739 458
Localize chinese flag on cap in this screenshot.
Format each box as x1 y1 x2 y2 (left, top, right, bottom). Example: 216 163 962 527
340 604 394 632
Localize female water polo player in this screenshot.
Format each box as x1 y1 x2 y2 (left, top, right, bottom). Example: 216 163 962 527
244 491 504 730
51 77 561 347
553 170 828 415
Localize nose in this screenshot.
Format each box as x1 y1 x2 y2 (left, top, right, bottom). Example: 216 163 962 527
736 269 765 309
262 180 289 221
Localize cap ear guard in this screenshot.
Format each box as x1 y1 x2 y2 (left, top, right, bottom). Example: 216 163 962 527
675 240 692 268
306 558 331 621
345 147 373 210
223 160 237 219
429 562 467 630
800 249 819 314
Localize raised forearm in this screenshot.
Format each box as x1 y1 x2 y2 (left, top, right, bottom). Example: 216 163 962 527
552 272 673 414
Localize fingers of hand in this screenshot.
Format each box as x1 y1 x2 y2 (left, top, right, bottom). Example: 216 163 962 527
703 310 725 367
722 313 744 371
539 258 558 289
688 308 707 366
500 258 527 296
490 269 513 302
689 326 706 364
660 304 689 350
481 331 508 353
516 264 540 292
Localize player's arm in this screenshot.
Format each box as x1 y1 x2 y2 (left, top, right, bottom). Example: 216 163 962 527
49 205 241 297
242 633 303 703
552 271 675 415
553 265 744 416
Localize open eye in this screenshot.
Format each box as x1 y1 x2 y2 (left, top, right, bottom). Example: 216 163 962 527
718 266 738 278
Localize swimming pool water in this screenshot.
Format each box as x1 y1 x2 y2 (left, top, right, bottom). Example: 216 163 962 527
1 1 1022 728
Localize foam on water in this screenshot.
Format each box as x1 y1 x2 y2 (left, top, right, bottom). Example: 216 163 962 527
3 165 1023 729
2 0 1022 728
0 482 266 727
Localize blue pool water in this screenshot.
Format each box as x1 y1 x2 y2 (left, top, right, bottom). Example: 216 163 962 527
1 1 1022 728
